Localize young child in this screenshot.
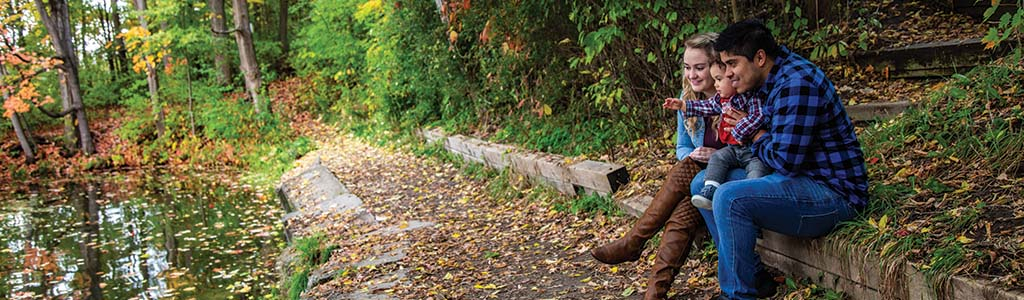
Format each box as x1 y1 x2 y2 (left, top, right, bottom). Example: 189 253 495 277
669 61 771 210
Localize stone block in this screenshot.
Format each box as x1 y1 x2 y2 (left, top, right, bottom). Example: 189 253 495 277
568 160 629 194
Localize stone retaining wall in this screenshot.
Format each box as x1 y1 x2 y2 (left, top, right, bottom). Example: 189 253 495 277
419 127 1024 300
420 128 628 197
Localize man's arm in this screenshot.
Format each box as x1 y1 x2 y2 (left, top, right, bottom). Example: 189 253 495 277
752 79 826 175
730 94 768 143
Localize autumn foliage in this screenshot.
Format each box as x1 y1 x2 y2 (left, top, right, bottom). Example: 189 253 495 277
0 10 61 118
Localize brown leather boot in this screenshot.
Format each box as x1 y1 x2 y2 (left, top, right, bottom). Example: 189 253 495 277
591 159 702 265
644 200 705 300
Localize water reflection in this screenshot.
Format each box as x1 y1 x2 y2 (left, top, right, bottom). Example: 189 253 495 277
0 170 284 299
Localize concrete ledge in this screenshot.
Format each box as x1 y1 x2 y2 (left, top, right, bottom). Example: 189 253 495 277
417 128 628 196
847 101 914 122
852 38 1014 78
620 197 1024 300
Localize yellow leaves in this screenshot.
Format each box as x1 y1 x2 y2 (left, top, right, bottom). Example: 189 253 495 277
448 30 459 44
122 26 173 75
473 283 499 289
869 214 890 234
957 235 974 244
354 0 383 22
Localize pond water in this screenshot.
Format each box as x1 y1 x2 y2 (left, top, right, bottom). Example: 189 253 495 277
0 170 285 299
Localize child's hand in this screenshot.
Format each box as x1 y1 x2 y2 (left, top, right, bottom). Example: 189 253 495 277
662 98 684 110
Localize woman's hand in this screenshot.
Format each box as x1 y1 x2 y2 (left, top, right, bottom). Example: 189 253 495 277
688 147 716 163
662 98 684 110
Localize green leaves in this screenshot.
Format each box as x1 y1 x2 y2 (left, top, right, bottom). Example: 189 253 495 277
981 2 1023 49
581 25 624 65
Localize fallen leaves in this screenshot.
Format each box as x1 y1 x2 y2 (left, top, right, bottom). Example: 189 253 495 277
288 124 724 299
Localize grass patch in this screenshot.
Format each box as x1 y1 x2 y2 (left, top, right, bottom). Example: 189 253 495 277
553 192 622 216
486 169 525 202
287 269 310 300
287 234 337 299
830 49 1024 293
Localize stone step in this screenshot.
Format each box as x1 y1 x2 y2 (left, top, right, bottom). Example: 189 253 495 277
619 195 1024 300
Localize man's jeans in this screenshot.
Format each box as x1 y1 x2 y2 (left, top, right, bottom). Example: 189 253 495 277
692 171 858 299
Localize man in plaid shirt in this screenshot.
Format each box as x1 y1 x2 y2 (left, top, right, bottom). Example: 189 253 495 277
694 20 869 300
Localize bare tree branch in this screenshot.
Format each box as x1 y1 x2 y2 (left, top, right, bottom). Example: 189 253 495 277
36 104 80 118
210 27 239 35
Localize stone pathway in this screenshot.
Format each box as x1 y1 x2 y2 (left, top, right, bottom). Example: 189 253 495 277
278 127 724 300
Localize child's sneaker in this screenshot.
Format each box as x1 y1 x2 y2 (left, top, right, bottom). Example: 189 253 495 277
690 185 717 210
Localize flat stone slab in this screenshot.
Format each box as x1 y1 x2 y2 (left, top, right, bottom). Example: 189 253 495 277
617 195 652 218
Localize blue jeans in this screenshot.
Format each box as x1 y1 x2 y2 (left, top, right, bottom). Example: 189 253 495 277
692 171 858 299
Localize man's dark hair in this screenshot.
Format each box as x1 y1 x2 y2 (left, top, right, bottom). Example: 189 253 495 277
714 19 782 61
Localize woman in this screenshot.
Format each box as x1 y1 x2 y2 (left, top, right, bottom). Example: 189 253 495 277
590 32 748 299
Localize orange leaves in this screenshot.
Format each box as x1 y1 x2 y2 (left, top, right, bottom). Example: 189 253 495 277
2 50 60 117
478 18 493 44
3 82 54 117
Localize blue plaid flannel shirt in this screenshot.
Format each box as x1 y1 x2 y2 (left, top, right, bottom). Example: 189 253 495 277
751 46 869 208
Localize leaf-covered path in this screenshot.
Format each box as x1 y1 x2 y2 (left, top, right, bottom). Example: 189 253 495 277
290 124 724 300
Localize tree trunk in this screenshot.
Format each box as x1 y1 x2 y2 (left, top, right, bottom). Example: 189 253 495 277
11 113 36 164
60 72 78 150
110 0 129 74
276 0 290 74
34 0 95 155
208 0 233 85
231 0 263 113
2 63 36 163
131 0 166 139
730 0 741 22
278 0 288 56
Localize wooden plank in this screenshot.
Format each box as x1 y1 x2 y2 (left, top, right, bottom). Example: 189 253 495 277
418 128 626 198
421 128 446 144
536 176 578 196
950 274 1024 300
852 38 1012 78
757 243 883 300
757 231 884 290
617 195 652 218
535 154 573 184
568 160 629 194
847 101 913 121
510 152 543 178
757 229 1024 300
460 138 487 164
446 135 470 156
479 142 513 170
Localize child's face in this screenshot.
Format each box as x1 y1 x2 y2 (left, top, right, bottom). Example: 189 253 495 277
710 64 737 98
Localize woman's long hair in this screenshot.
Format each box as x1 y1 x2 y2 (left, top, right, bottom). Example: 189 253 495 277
681 32 719 134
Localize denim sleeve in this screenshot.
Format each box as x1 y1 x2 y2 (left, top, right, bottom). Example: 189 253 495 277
676 110 695 161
